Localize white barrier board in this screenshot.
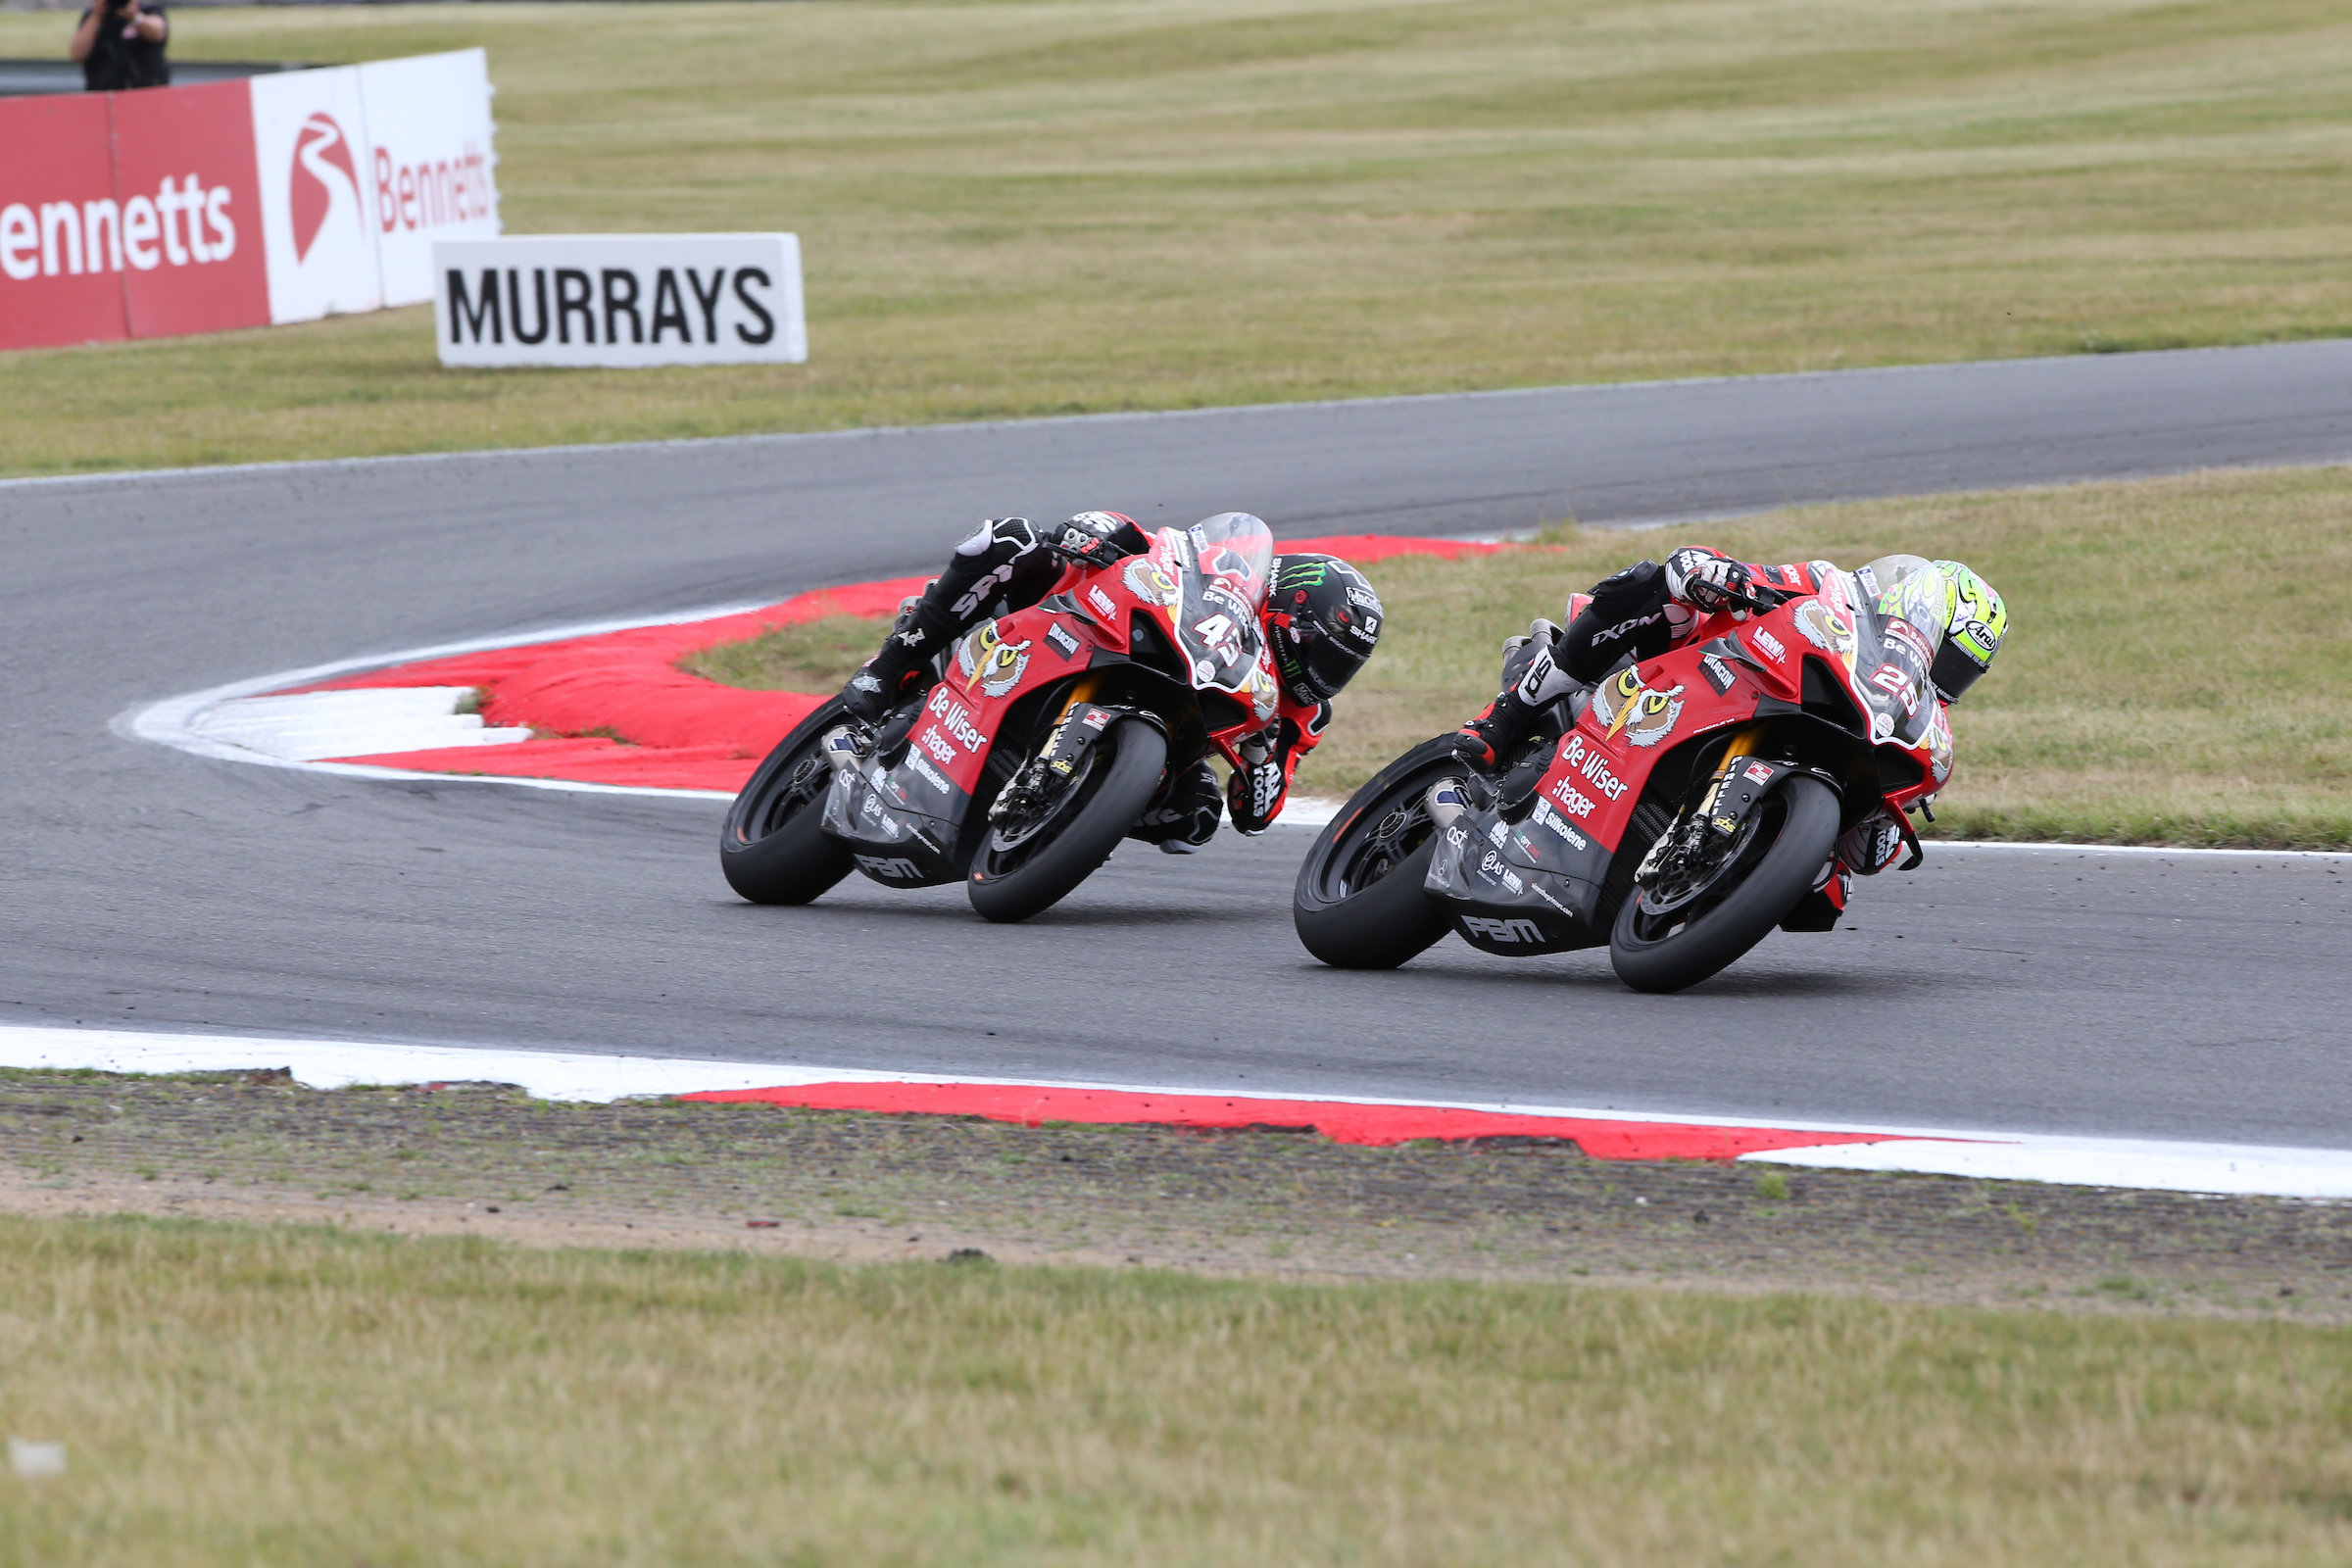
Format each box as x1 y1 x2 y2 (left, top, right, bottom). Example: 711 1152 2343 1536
433 233 806 368
359 50 501 307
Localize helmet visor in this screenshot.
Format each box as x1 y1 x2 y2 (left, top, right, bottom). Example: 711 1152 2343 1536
1280 623 1369 704
1929 636 1988 703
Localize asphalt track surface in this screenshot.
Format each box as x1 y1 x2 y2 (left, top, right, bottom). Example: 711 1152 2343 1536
8 341 2352 1151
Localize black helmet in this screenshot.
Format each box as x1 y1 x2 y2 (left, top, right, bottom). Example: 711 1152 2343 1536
1267 554 1382 705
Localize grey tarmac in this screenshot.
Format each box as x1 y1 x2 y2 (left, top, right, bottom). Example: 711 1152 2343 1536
4 341 2349 1152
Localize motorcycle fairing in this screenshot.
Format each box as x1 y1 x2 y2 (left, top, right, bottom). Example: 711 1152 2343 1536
1424 808 1607 955
1422 570 1948 942
827 526 1285 891
822 751 964 888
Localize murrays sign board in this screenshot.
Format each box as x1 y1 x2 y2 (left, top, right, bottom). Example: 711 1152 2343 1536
432 233 808 368
0 49 497 351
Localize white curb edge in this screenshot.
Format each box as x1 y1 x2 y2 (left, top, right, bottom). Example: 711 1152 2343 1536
4 1023 2349 1200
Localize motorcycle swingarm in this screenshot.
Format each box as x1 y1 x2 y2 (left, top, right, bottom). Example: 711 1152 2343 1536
1424 813 1602 956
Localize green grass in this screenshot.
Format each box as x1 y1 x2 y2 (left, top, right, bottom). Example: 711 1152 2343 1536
4 1212 2351 1566
694 466 2352 849
6 0 2352 475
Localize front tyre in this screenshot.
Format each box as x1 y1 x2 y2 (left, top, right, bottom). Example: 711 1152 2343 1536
1608 773 1839 994
719 700 855 905
967 718 1168 923
1293 736 1459 970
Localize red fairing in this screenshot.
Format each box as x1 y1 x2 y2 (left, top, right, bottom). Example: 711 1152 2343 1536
1535 569 1943 853
908 525 1288 800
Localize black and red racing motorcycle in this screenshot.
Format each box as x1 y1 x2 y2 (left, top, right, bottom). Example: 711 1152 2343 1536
720 514 1287 922
1293 569 1953 992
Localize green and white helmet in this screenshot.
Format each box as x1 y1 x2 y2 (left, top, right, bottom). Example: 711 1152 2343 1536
1865 556 2008 704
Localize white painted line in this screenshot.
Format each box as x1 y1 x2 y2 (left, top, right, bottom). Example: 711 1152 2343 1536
190 687 532 762
6 1023 2350 1200
115 599 779 805
1743 1138 2352 1200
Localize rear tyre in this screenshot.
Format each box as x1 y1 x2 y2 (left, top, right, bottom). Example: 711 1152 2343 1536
1608 773 1839 994
718 700 856 905
1293 736 1459 970
967 718 1167 923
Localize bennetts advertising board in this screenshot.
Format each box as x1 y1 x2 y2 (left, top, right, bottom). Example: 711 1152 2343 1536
0 50 497 350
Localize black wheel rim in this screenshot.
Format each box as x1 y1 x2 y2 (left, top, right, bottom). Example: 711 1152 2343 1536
735 740 834 847
1324 765 1455 900
980 741 1110 877
1627 795 1783 944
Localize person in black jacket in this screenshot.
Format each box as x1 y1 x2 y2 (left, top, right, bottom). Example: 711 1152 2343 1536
72 0 170 92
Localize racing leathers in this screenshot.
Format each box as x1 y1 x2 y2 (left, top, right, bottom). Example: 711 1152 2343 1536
1454 545 1832 768
838 512 1332 852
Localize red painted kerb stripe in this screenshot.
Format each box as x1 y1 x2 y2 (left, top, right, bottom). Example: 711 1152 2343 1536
681 1081 1897 1159
297 533 1526 794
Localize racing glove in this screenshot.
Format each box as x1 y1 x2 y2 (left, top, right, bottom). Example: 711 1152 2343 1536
1665 549 1755 620
1045 510 1148 572
1225 730 1288 836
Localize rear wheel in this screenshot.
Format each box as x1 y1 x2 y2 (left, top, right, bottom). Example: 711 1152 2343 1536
1608 773 1839 993
718 701 855 905
1293 736 1459 969
967 718 1167 923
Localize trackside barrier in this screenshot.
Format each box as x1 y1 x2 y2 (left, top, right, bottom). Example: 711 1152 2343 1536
434 233 807 368
0 48 497 350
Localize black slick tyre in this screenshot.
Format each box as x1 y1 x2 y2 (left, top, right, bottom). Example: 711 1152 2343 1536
718 700 856 905
967 718 1167 924
1608 773 1840 994
1292 736 1458 970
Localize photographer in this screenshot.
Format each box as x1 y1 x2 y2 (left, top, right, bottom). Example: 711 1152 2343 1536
71 0 169 92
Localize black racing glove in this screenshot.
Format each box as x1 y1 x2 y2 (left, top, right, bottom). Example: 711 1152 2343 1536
1045 511 1146 572
1665 549 1757 619
1225 733 1287 836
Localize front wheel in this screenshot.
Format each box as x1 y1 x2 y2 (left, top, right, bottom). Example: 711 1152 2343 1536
1292 736 1460 970
967 718 1168 923
719 700 855 905
1608 773 1839 993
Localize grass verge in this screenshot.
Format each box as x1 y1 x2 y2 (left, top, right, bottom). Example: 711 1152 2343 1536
5 1211 2352 1565
5 0 2352 474
6 1070 2352 1565
690 465 2352 850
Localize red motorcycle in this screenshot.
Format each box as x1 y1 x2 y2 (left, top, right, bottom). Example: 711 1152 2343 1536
721 514 1286 922
1294 569 1951 991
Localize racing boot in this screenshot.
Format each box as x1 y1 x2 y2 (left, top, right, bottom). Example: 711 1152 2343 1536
1450 618 1564 769
1452 690 1538 771
840 517 1051 724
840 602 950 725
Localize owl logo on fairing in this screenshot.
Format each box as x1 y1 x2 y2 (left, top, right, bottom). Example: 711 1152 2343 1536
289 113 360 265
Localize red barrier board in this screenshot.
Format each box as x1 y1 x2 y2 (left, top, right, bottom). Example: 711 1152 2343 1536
109 79 270 339
0 93 130 349
0 51 495 352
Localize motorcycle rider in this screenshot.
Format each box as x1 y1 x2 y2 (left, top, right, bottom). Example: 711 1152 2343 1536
1453 545 2008 768
836 511 1383 852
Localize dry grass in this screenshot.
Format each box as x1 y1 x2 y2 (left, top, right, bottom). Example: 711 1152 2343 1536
5 0 2352 474
680 612 898 696
693 466 2352 848
3 1211 2350 1566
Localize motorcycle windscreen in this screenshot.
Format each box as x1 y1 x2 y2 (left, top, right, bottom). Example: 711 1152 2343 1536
1187 512 1275 610
1854 602 1939 747
1169 571 1268 693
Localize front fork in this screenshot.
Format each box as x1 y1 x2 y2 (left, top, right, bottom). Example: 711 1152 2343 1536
1634 723 1769 882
